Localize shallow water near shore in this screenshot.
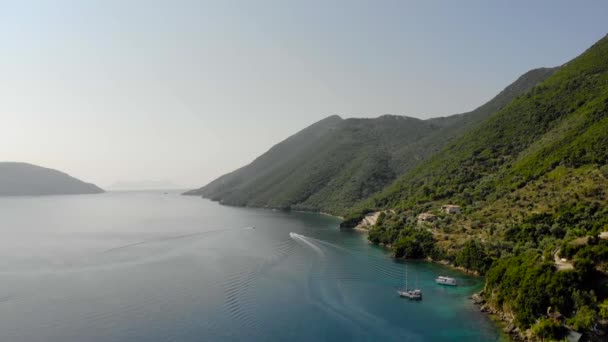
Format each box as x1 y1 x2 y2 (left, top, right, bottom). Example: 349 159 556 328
0 191 501 341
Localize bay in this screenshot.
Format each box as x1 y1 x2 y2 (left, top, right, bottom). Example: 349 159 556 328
0 191 501 341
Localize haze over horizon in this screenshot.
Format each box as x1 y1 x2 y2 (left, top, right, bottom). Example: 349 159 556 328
1 0 607 187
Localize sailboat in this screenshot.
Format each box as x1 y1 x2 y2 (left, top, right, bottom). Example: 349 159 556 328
398 263 422 300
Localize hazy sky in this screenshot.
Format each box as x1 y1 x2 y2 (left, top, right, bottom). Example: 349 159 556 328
1 1 607 188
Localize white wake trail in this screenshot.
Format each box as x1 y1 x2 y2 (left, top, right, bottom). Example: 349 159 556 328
289 232 324 256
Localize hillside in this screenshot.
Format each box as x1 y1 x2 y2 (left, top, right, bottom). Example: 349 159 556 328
185 67 555 215
355 34 608 339
0 162 104 196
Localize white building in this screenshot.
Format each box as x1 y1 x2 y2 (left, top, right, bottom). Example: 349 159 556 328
442 205 461 214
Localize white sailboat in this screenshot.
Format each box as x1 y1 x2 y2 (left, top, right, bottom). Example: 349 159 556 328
398 264 422 300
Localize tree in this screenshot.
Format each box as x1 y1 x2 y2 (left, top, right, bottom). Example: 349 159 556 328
567 305 597 332
531 318 564 341
455 239 492 274
599 299 608 320
574 256 595 284
392 227 436 258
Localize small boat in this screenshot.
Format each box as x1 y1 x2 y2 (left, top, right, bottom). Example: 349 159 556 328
435 276 457 286
398 264 422 300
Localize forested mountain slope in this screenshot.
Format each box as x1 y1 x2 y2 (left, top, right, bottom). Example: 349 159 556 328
185 67 555 214
354 34 608 339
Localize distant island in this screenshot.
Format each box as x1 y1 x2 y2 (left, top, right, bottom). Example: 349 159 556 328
0 162 104 196
108 179 180 191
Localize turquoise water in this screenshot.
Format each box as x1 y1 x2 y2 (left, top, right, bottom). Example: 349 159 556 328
0 191 500 341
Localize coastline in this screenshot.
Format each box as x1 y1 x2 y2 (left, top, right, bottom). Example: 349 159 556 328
188 195 509 339
300 210 344 220
347 226 511 339
433 259 481 276
471 297 523 341
184 194 347 220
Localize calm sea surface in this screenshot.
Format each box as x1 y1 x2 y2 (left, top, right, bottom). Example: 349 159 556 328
0 191 501 341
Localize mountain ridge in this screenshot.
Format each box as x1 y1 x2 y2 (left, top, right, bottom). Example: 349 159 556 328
185 66 557 214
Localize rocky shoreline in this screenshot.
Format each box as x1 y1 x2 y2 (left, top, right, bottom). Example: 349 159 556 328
470 292 524 341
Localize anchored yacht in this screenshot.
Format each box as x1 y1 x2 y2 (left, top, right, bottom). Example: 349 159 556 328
435 276 457 286
398 264 422 300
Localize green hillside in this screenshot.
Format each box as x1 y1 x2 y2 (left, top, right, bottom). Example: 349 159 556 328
185 67 555 215
354 34 608 339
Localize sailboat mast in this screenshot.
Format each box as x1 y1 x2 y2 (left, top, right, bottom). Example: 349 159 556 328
405 263 408 291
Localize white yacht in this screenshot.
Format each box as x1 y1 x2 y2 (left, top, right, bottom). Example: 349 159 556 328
435 276 457 286
398 264 422 300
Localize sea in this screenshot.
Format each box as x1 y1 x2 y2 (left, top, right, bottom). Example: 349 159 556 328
0 190 502 341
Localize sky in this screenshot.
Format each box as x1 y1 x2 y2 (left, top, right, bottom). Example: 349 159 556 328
1 1 607 189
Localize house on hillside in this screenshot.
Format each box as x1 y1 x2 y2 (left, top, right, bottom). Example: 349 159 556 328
600 231 608 240
417 212 437 225
442 205 461 214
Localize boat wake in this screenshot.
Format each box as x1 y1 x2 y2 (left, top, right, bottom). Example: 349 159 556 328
0 226 256 276
101 226 254 254
221 237 296 338
288 232 403 282
286 233 415 340
289 232 324 256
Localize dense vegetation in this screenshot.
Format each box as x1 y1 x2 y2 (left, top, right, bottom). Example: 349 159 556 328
0 162 103 196
354 34 608 339
186 67 555 215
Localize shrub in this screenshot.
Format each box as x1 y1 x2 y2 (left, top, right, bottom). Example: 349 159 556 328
567 306 597 332
531 318 565 341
